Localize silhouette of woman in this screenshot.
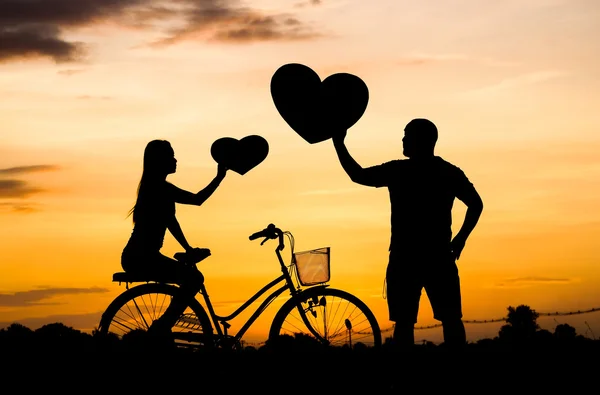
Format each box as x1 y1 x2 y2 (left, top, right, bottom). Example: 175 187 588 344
122 139 228 333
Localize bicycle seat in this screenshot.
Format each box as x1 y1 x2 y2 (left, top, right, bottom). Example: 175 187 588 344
112 272 179 284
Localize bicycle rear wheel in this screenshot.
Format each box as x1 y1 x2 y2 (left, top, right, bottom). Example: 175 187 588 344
269 287 381 349
98 283 214 350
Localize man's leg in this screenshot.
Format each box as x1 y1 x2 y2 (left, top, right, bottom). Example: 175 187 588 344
427 258 466 349
441 318 466 348
386 255 421 351
393 321 416 350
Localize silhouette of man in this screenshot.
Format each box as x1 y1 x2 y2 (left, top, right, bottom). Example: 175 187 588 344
332 118 483 350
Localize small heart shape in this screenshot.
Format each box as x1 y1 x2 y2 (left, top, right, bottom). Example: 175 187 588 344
211 135 269 175
270 63 369 144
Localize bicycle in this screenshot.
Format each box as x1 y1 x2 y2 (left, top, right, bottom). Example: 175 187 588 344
97 223 382 350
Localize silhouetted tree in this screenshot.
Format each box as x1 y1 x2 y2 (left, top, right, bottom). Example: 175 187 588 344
533 328 553 347
34 322 94 352
120 328 152 352
554 323 577 342
498 305 539 346
2 322 33 336
0 323 35 353
92 327 121 352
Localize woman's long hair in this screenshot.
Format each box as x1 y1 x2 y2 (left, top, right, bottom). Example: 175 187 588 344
127 140 172 223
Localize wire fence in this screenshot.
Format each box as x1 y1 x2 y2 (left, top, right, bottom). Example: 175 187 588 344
241 306 600 347
382 306 600 332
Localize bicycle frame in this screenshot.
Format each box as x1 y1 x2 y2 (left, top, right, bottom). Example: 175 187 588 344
99 224 383 349
195 230 322 345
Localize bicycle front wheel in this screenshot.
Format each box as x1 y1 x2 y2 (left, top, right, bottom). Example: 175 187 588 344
269 287 381 349
98 283 214 350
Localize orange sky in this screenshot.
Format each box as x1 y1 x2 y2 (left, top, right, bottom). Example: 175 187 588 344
1 0 600 344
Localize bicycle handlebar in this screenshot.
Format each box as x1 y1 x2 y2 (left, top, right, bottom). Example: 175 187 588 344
249 223 285 250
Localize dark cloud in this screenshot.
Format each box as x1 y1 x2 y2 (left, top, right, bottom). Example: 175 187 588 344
0 164 60 212
0 202 39 213
148 2 320 46
0 0 143 26
295 0 322 8
284 17 301 26
57 68 87 76
504 276 571 284
0 0 143 63
0 24 85 63
0 287 110 307
0 165 60 175
211 299 247 308
0 0 321 62
209 13 320 43
495 277 572 288
0 179 43 198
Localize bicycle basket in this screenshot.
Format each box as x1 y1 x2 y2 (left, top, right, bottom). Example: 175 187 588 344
292 247 330 286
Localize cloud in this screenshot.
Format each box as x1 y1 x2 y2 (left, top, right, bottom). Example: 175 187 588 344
76 95 113 100
494 276 572 288
295 0 323 8
57 68 87 76
0 287 110 307
396 53 518 68
0 24 86 63
0 0 143 26
397 53 468 66
0 0 142 63
147 2 320 46
299 187 367 196
211 299 248 308
0 164 60 212
0 165 60 175
0 202 39 213
0 0 322 63
458 70 567 98
0 179 44 198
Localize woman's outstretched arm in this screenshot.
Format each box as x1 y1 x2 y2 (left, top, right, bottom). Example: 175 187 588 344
170 164 228 206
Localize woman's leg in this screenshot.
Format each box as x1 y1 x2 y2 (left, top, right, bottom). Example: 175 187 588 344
122 249 204 332
147 253 204 332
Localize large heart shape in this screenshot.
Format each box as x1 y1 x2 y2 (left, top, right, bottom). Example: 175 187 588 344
211 135 269 175
270 63 369 144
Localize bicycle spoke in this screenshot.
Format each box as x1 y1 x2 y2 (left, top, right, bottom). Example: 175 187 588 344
270 288 381 349
133 296 151 330
99 283 214 350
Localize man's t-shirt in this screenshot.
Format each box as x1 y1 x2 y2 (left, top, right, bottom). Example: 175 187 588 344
362 156 475 255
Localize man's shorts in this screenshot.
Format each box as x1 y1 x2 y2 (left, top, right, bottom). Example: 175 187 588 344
385 249 463 324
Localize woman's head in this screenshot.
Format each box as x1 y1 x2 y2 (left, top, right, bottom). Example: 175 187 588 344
143 139 177 177
127 139 176 222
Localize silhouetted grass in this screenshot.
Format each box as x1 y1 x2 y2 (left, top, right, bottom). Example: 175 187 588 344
1 322 597 392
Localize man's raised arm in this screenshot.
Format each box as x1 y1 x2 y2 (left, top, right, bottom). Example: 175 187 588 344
332 131 380 187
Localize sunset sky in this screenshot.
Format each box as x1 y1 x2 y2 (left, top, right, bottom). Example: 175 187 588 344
1 0 600 345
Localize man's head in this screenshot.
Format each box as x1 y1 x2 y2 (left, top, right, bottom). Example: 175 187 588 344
402 118 438 158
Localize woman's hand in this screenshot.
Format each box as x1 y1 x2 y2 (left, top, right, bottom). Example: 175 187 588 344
217 163 228 178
